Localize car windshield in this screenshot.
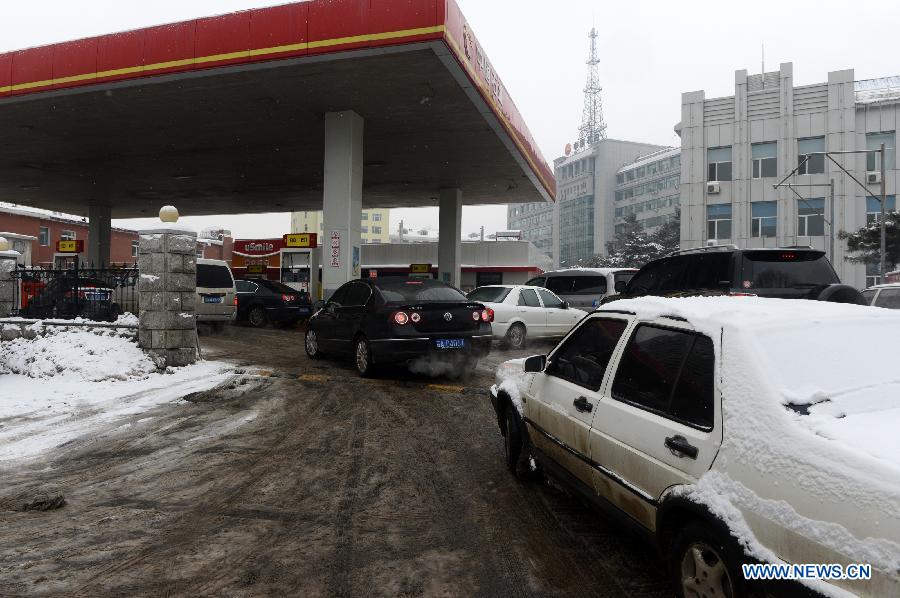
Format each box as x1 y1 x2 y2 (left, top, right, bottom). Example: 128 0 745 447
376 279 468 304
740 251 838 289
466 287 512 303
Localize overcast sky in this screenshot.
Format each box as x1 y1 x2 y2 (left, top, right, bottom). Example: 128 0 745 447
4 0 900 238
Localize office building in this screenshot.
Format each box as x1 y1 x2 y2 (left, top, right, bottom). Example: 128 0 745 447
678 63 900 286
291 208 390 244
614 147 681 235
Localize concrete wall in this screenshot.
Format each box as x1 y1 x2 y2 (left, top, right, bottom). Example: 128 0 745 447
680 63 899 288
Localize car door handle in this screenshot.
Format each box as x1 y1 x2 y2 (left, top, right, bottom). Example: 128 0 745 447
665 435 698 460
572 396 593 413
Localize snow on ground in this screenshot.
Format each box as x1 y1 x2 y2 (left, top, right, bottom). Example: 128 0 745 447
0 325 234 461
0 326 154 380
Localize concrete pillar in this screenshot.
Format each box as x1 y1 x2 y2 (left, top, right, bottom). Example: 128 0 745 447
322 111 364 299
88 203 112 266
0 237 20 317
438 188 462 287
137 208 198 368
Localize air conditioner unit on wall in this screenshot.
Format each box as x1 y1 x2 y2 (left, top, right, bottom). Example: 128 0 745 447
867 171 882 185
707 182 721 194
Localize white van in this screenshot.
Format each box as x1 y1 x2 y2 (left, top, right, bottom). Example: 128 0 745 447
196 259 236 325
525 268 637 310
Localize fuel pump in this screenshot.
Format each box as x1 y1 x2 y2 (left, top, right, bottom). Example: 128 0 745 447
280 234 320 301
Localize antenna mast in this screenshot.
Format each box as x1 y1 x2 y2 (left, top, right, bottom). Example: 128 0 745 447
576 28 607 150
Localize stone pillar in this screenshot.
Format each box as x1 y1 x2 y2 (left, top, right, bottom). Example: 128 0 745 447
438 188 462 287
88 203 112 266
138 208 198 367
322 110 364 299
0 237 20 317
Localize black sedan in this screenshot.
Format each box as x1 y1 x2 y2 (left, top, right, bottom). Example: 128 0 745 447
235 279 312 328
305 277 493 376
24 276 120 321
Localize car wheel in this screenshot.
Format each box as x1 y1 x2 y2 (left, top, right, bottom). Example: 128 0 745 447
305 329 323 359
354 335 375 377
248 306 267 328
816 283 868 305
669 521 752 598
503 407 524 476
504 323 527 350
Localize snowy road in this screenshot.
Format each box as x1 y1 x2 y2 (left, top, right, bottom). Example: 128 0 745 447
0 326 670 596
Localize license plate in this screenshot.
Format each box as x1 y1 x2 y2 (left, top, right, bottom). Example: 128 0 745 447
203 296 223 304
435 338 465 349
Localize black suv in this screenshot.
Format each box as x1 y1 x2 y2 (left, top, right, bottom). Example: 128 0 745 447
607 246 867 304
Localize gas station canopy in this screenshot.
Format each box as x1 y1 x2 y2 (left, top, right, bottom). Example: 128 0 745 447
0 0 554 218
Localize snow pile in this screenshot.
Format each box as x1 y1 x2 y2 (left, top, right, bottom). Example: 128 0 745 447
0 326 157 381
114 312 139 327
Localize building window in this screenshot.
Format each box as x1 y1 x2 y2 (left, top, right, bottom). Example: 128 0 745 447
625 170 634 182
131 240 139 257
707 204 732 240
707 147 732 181
798 137 825 175
362 226 369 233
797 198 825 236
751 201 777 238
361 213 369 221
372 226 382 234
373 213 382 222
866 195 897 225
751 142 777 178
616 173 625 185
866 132 895 172
39 226 49 246
60 230 76 241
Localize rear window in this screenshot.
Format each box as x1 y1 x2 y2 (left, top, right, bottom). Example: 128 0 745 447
235 280 257 293
627 254 731 294
614 271 635 289
467 287 512 303
547 275 607 295
197 264 234 288
740 251 838 289
376 279 468 304
612 325 715 430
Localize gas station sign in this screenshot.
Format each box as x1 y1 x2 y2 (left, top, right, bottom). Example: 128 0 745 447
246 264 266 275
410 263 432 274
56 240 84 253
283 233 317 248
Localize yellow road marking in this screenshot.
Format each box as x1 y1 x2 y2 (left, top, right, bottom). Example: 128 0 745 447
299 373 328 383
427 383 465 393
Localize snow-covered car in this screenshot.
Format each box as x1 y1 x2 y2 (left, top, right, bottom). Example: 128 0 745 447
861 282 900 309
490 296 900 597
466 285 587 349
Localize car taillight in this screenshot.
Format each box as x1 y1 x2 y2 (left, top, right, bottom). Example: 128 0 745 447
471 310 480 321
393 311 409 325
410 312 422 323
481 308 494 322
282 294 295 302
234 297 239 306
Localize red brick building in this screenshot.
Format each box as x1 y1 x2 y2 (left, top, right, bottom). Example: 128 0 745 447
0 205 234 267
0 204 139 266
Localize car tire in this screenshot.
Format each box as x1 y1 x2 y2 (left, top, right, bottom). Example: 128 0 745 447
503 407 524 476
248 306 267 328
354 335 376 378
668 520 755 598
816 283 868 305
305 329 323 359
504 323 527 350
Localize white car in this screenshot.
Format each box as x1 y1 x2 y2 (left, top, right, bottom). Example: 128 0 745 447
466 285 587 349
861 282 900 309
490 296 900 597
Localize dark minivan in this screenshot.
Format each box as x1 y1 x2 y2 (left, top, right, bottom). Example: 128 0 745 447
305 278 493 376
607 246 867 304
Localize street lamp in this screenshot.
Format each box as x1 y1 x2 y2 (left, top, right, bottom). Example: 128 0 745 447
774 145 891 282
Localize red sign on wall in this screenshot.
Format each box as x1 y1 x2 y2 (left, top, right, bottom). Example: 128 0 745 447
233 239 284 255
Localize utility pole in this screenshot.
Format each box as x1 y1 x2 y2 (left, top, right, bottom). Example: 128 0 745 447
480 225 484 242
881 143 887 283
398 219 404 243
829 179 835 262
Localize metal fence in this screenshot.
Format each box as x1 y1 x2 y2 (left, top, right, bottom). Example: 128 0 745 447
9 263 139 321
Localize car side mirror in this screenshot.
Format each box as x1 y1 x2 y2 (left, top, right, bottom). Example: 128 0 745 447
313 300 326 311
614 280 627 293
562 301 570 310
523 354 546 373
